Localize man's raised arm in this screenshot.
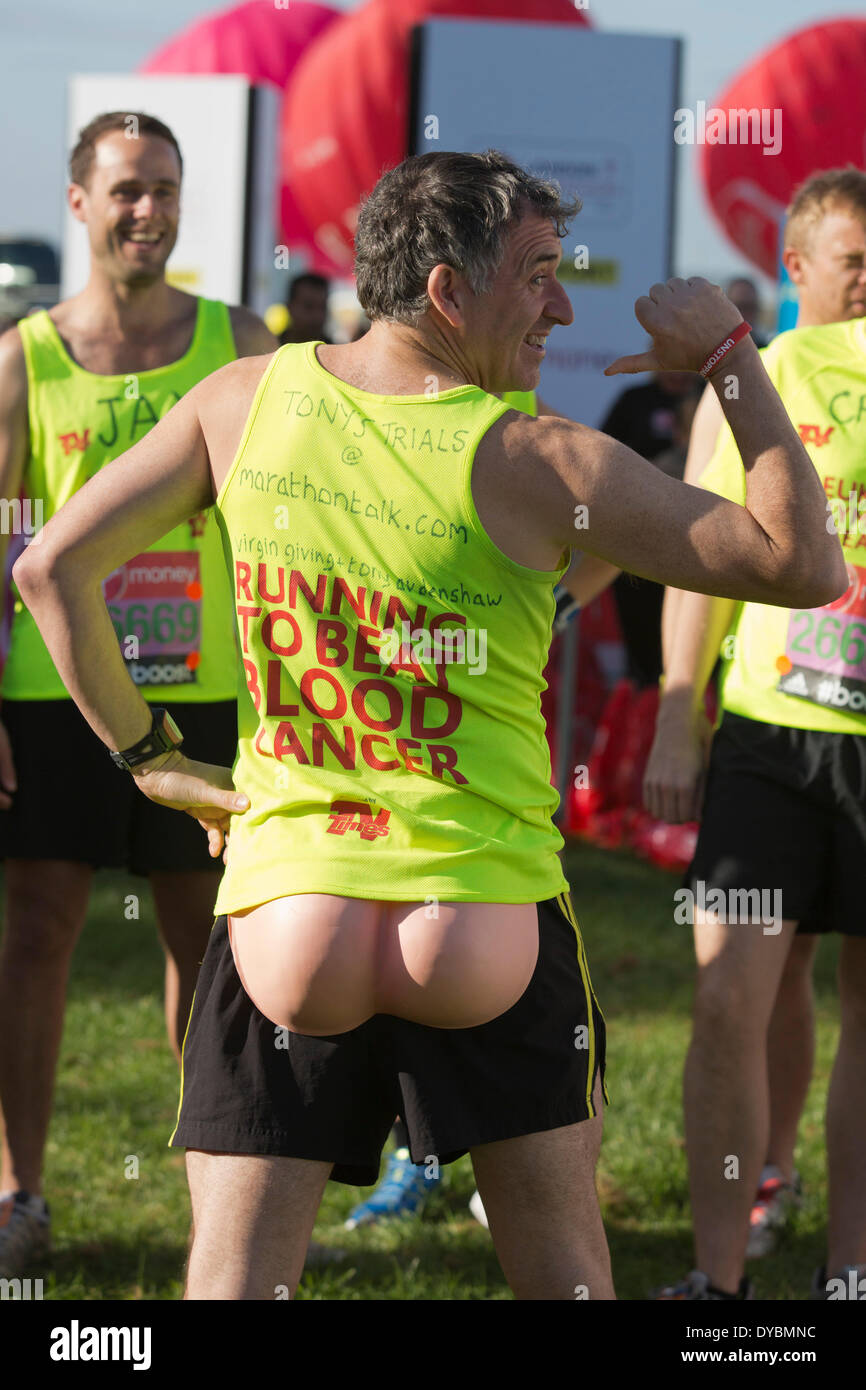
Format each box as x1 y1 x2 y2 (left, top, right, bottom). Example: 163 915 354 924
535 395 620 609
520 278 845 609
659 383 729 663
646 384 735 824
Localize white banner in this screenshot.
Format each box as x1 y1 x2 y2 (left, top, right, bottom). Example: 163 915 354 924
411 21 680 427
64 75 277 315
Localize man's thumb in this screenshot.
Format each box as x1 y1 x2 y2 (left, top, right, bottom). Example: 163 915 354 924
604 352 655 376
213 787 249 811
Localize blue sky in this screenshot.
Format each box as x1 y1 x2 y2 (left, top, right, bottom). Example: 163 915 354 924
2 0 859 297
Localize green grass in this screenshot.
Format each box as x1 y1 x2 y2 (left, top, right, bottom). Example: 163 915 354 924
1 844 841 1300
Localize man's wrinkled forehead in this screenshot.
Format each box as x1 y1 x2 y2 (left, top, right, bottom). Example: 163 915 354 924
498 213 563 282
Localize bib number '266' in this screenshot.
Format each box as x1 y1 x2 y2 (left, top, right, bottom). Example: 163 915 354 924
777 562 866 715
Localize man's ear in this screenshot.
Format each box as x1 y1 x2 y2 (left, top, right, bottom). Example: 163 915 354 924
427 263 468 329
67 183 88 225
781 244 806 288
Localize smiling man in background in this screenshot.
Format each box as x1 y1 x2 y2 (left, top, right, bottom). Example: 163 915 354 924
0 110 276 1277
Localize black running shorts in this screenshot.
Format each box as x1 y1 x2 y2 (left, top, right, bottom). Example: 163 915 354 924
0 697 238 874
170 891 609 1186
688 710 866 936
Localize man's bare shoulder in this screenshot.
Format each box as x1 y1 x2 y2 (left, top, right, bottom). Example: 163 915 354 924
228 304 280 356
45 296 82 333
0 324 27 406
184 354 276 492
471 409 601 554
193 352 275 416
488 407 598 477
191 353 274 457
0 323 25 363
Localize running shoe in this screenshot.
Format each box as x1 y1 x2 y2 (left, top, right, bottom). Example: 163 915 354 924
746 1165 802 1258
650 1269 753 1300
809 1264 866 1300
343 1148 440 1229
0 1190 51 1277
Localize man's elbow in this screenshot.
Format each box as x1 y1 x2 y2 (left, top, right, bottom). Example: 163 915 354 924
12 542 59 599
774 548 849 611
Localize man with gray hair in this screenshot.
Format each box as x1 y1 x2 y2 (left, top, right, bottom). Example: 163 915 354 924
13 150 843 1299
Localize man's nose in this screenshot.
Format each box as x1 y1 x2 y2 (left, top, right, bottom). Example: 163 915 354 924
131 192 157 219
548 277 574 327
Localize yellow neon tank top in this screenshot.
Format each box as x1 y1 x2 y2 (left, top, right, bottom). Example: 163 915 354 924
211 342 569 911
501 389 537 416
4 298 238 701
699 317 866 732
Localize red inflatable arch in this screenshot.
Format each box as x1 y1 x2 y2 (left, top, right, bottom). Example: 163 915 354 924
700 18 866 278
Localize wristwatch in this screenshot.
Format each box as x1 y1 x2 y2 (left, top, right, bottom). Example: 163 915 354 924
110 707 184 772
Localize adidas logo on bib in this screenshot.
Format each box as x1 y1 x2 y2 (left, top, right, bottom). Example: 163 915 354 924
781 671 809 696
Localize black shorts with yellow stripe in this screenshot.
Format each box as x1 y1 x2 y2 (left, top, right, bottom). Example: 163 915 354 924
170 889 608 1186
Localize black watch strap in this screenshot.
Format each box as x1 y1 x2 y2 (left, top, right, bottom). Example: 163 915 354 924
110 707 183 771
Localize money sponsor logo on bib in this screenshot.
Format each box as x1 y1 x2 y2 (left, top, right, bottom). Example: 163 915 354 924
103 550 203 687
776 562 866 714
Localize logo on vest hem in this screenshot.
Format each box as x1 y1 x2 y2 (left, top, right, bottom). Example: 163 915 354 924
326 800 391 840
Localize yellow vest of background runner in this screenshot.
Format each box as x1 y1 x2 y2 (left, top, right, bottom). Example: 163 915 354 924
699 317 866 733
212 342 568 911
4 298 238 701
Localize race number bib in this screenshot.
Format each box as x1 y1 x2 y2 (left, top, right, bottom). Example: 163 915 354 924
776 562 866 716
103 551 202 688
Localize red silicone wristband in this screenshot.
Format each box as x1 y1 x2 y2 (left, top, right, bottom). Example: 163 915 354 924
699 321 752 379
